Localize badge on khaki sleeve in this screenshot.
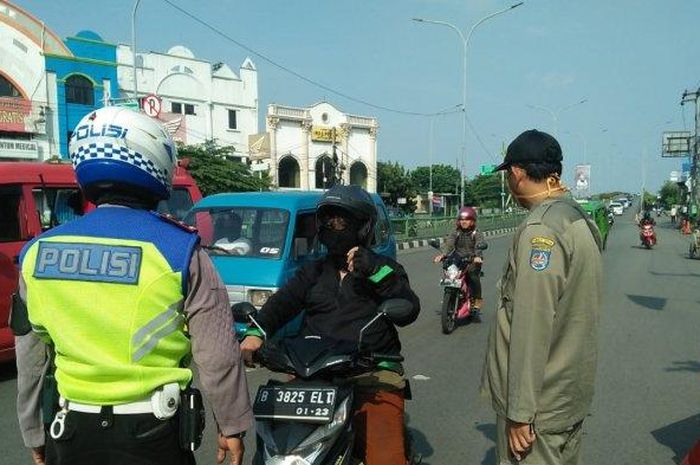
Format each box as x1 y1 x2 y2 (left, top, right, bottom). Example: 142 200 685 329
529 236 555 271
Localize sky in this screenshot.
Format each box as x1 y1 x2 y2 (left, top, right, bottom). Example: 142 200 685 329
15 0 700 194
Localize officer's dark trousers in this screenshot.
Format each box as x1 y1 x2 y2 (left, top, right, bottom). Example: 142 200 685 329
466 264 482 300
46 411 195 465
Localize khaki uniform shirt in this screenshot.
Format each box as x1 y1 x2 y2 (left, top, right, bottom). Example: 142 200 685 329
481 196 603 433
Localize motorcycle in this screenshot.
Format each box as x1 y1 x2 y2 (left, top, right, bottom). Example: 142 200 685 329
429 239 487 334
232 299 421 465
640 223 657 249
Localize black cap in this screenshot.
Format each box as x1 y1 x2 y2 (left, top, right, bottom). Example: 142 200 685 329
494 129 563 171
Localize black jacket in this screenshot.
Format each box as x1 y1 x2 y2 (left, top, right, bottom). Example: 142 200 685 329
256 252 420 355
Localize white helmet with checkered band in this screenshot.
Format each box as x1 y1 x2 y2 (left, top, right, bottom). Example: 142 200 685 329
69 106 177 202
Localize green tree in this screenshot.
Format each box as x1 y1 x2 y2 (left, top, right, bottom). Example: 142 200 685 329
377 161 416 214
642 190 656 210
465 174 502 208
410 164 461 194
658 181 681 208
177 140 269 196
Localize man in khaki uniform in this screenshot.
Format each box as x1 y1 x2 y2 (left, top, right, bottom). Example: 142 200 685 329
481 129 603 465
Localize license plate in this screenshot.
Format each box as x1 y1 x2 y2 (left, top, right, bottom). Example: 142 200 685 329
253 385 337 423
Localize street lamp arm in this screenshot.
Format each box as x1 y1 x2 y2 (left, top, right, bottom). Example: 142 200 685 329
466 3 524 47
556 98 587 117
412 18 466 42
527 104 557 121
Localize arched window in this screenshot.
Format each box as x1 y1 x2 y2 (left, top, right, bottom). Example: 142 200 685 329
350 162 368 189
65 75 94 105
278 156 300 188
315 155 334 189
0 74 22 98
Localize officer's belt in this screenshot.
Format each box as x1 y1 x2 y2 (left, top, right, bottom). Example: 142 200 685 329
60 396 154 415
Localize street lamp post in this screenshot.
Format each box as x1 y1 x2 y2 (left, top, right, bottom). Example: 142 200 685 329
131 0 142 102
563 131 587 164
527 98 587 136
428 104 463 215
413 1 523 208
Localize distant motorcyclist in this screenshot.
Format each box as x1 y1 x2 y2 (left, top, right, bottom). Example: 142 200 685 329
433 206 485 318
639 210 656 227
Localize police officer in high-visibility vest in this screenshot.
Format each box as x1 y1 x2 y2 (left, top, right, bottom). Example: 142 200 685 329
14 107 252 465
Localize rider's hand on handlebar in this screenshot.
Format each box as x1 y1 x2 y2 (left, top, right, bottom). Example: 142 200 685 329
433 255 444 264
240 336 263 367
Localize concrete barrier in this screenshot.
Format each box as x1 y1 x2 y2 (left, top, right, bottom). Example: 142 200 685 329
396 227 519 252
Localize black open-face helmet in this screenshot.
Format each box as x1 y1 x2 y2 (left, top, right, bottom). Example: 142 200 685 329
317 185 377 247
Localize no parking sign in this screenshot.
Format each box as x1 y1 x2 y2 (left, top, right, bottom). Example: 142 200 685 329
141 94 161 117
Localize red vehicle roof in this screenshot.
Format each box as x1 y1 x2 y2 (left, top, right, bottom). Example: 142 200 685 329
0 161 198 187
0 162 77 185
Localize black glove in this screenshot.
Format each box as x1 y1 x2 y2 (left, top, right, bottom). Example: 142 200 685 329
351 247 379 277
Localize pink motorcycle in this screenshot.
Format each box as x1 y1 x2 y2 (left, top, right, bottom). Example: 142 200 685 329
640 223 657 249
430 240 487 334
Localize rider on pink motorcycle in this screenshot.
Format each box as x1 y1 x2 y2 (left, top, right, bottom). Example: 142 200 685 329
433 206 485 318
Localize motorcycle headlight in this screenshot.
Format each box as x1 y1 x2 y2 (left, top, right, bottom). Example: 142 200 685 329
446 265 460 280
249 289 274 307
266 454 314 465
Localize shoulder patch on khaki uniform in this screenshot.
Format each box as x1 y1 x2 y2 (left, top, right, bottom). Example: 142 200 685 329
529 236 555 271
531 236 555 249
529 247 551 271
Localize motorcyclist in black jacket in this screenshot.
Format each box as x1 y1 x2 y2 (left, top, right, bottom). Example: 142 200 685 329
240 185 420 465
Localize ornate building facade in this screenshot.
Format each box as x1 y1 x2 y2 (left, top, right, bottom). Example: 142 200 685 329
265 102 377 192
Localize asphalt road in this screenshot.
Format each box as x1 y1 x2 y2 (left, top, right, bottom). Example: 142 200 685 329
1 206 700 464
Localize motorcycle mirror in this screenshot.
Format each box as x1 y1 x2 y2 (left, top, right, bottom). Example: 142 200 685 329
377 299 414 324
428 239 441 250
476 242 488 251
231 302 257 322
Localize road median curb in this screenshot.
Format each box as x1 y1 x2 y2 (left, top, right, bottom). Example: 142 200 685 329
396 227 518 253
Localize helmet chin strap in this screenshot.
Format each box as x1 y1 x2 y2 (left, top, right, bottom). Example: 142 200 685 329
513 174 569 201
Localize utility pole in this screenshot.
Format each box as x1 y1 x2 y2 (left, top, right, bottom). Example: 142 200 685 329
500 141 506 213
681 88 700 214
330 127 344 188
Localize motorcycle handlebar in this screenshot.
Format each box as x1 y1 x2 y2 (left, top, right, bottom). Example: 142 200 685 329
369 353 405 362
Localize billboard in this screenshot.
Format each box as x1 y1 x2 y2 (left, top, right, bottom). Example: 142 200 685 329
248 133 270 160
0 97 45 134
574 164 591 195
662 131 692 157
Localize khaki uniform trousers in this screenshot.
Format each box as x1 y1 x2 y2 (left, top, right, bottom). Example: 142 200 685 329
496 416 584 465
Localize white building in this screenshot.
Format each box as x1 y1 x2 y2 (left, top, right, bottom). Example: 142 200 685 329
116 44 258 159
0 0 63 160
265 102 378 192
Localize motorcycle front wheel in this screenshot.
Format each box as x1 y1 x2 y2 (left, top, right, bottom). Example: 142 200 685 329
441 288 459 334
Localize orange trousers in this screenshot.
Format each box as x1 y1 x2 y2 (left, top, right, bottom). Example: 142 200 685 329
683 438 700 465
352 388 408 465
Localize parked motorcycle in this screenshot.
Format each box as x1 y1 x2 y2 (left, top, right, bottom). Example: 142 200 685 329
429 239 487 334
232 300 421 465
640 223 657 249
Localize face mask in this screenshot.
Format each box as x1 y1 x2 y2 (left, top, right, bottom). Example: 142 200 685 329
319 227 359 258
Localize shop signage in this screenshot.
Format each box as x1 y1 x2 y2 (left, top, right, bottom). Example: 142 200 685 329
0 97 37 133
0 138 39 159
311 126 343 143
